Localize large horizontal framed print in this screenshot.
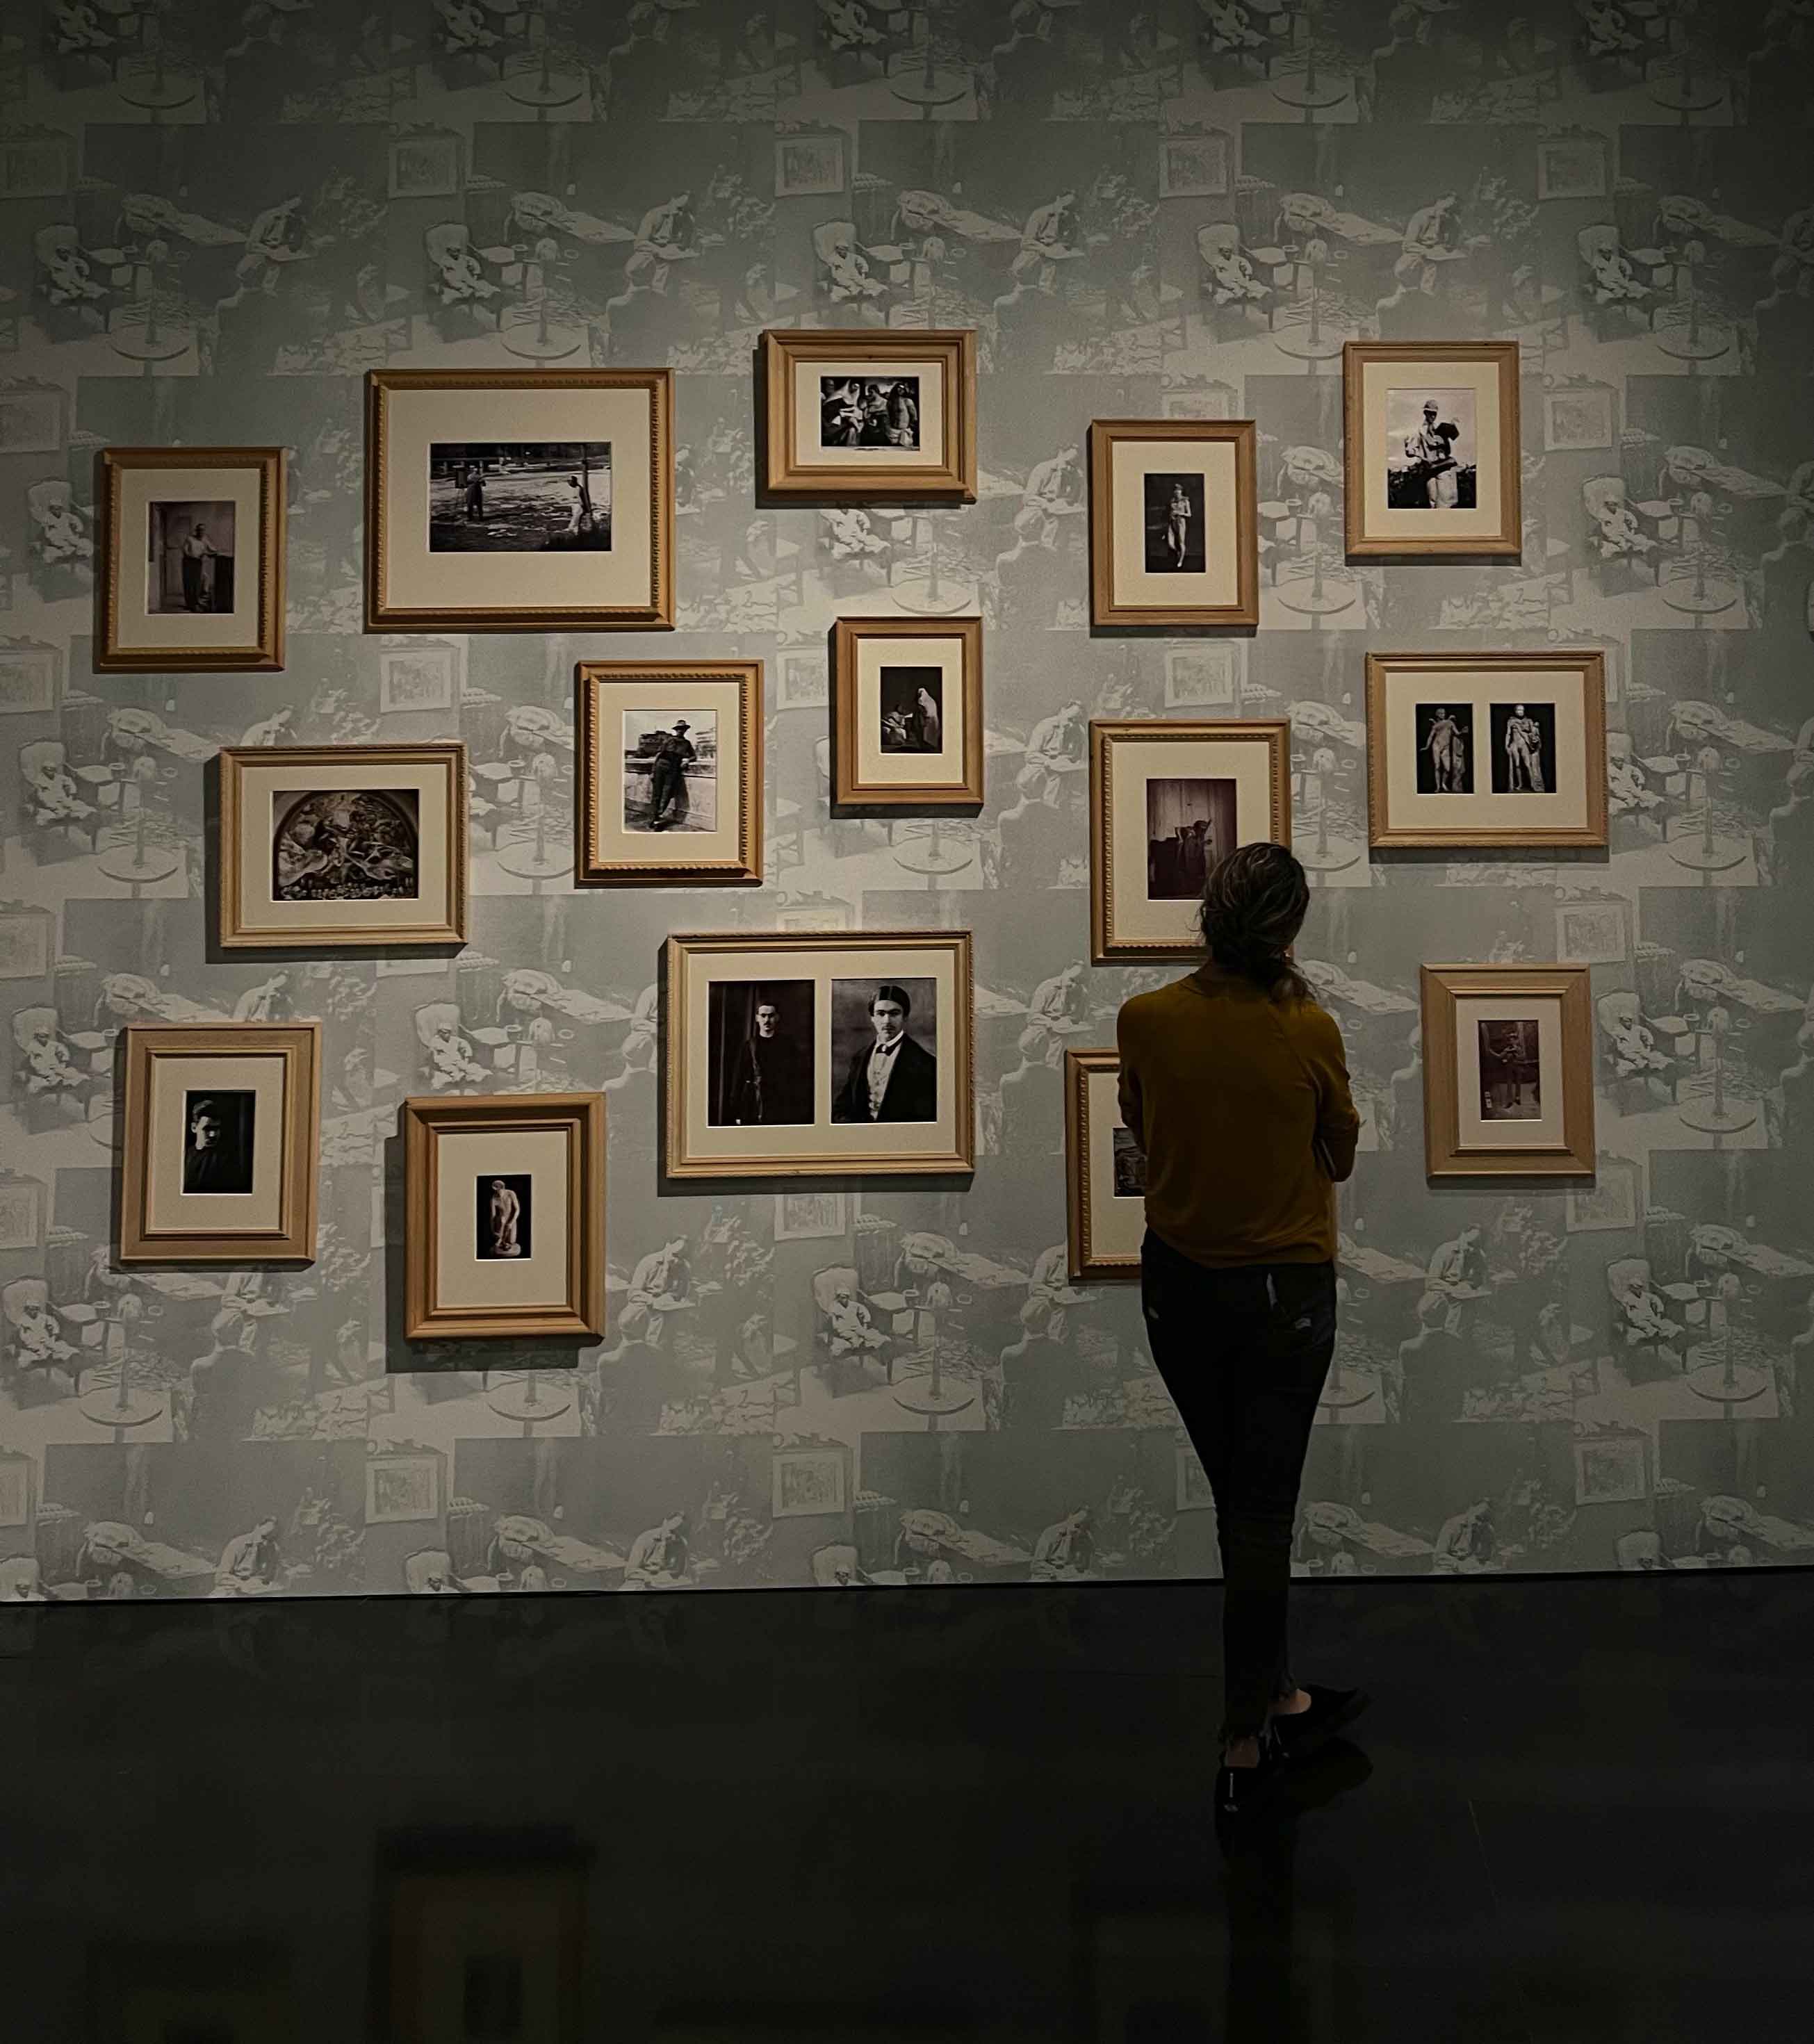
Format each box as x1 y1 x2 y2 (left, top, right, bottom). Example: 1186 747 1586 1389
119 1022 320 1263
1064 1049 1145 1282
96 446 285 671
665 931 974 1179
1089 719 1291 962
1366 651 1608 848
1421 965 1594 1179
832 615 983 809
762 329 977 500
1088 419 1259 628
365 369 673 631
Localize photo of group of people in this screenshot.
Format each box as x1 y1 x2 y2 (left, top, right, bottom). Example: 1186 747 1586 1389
707 979 938 1128
818 376 920 449
878 667 943 754
428 441 612 552
270 789 421 902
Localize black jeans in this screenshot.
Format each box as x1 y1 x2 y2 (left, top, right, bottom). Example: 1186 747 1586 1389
1140 1232 1337 1742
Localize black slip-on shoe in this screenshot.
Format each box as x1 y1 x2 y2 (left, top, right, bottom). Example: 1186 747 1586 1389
1271 1684 1371 1760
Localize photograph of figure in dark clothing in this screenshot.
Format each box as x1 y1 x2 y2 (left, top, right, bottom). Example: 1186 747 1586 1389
147 500 235 613
1384 389 1476 509
182 1090 256 1195
623 710 715 833
1477 1018 1541 1120
879 666 943 753
830 979 937 1125
1143 473 1205 573
1145 778 1236 900
708 980 815 1127
819 376 920 449
1416 703 1474 794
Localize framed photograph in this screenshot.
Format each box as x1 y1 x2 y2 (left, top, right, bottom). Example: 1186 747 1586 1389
118 1022 321 1262
366 1454 441 1525
665 931 974 1179
771 1447 848 1519
1159 132 1230 199
388 127 463 199
1341 341 1521 559
831 615 983 809
1542 384 1615 453
0 906 54 980
96 447 286 672
1089 719 1291 963
1088 420 1259 629
377 641 460 717
761 329 977 501
1420 965 1594 1179
0 1177 47 1253
576 661 762 885
1064 1049 1145 1283
774 132 847 197
1556 899 1628 965
1567 1156 1641 1234
0 382 65 455
366 368 674 632
0 641 60 716
1574 1433 1647 1506
1365 651 1607 849
773 1190 850 1241
1536 138 1608 202
218 744 467 949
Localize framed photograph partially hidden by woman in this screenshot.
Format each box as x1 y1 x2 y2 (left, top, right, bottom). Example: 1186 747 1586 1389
831 616 983 809
1365 651 1607 848
762 329 977 500
1064 1048 1145 1282
218 743 467 949
1342 341 1521 558
576 661 762 884
402 1092 605 1341
1088 419 1259 628
1420 965 1594 1179
96 446 285 671
365 368 673 630
1089 719 1291 962
119 1022 320 1262
665 931 974 1179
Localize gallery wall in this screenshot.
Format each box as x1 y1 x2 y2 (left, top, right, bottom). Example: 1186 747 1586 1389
1 0 1811 1601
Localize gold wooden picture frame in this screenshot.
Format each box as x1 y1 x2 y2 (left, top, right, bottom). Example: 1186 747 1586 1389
96 446 286 672
119 1022 320 1263
1064 1047 1145 1283
217 742 468 949
1342 341 1522 559
831 615 983 810
402 1091 606 1341
1088 419 1259 628
1366 651 1608 849
1089 718 1291 963
576 660 762 885
762 329 977 500
1421 965 1595 1179
365 368 673 631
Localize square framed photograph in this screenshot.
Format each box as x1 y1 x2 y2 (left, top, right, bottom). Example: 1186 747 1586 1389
388 127 463 199
118 1022 321 1262
576 660 762 885
762 329 977 500
1542 384 1615 453
773 1190 850 1241
403 1092 606 1341
1574 1433 1647 1506
1556 898 1628 965
1088 420 1259 628
1342 342 1521 559
1089 719 1291 962
778 651 829 710
0 640 61 716
96 447 286 672
1536 138 1608 202
0 383 65 455
366 368 673 632
377 641 461 717
366 1453 441 1524
1159 131 1231 199
1064 1048 1145 1282
771 1447 848 1519
1163 643 1238 709
1365 651 1607 848
665 931 974 1179
218 743 467 949
1420 965 1594 1179
832 615 983 809
1567 1156 1641 1234
774 131 847 197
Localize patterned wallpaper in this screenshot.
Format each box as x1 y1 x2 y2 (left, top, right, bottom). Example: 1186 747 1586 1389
1 0 1811 1603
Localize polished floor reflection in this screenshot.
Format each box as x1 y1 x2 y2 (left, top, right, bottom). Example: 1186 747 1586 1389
3 1572 1811 2041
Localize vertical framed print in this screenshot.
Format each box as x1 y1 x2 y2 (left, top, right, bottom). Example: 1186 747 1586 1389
1064 1049 1145 1282
95 447 286 672
1088 420 1259 628
118 1023 321 1262
402 1093 606 1341
1421 965 1594 1178
1089 719 1291 962
1342 341 1521 558
761 329 977 500
831 616 983 809
365 369 674 631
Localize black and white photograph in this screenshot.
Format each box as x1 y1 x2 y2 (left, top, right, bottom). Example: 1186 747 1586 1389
428 441 612 552
830 978 938 1125
708 981 815 1127
1145 778 1236 900
1142 472 1207 573
1111 1126 1147 1197
623 710 717 833
879 667 943 754
819 377 920 450
1383 388 1476 509
775 134 846 197
1489 701 1556 795
271 788 420 901
146 499 236 613
475 1172 532 1261
1477 1020 1542 1121
1416 703 1476 794
182 1090 256 1195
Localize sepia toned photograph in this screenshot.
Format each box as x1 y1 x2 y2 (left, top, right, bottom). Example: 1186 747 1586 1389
1384 388 1476 509
182 1090 256 1195
1342 342 1520 558
476 1172 532 1260
271 787 420 901
879 667 942 753
146 500 236 613
623 710 715 833
708 981 815 1127
831 978 938 1125
428 441 610 552
1145 778 1236 899
1143 473 1206 573
1416 703 1476 794
820 376 920 449
1490 701 1555 794
1477 1019 1542 1121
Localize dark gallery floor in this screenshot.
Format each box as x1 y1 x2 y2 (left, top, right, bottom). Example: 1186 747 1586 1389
3 1573 1811 2042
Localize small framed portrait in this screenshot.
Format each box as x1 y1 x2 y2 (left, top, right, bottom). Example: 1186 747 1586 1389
576 660 762 885
771 1447 848 1519
96 447 286 672
1341 341 1521 559
0 906 54 981
761 329 977 500
1366 652 1606 849
1089 719 1291 963
0 1176 48 1253
1088 420 1259 628
118 1022 321 1262
831 615 983 810
665 931 974 1179
1420 965 1594 1179
1064 1049 1145 1282
366 368 673 632
377 641 461 717
0 382 65 455
1574 1433 1647 1506
774 131 847 197
0 640 61 717
1542 384 1615 453
387 127 463 199
1567 1156 1641 1234
217 743 467 949
1536 138 1609 202
367 1453 441 1525
1555 899 1628 966
402 1093 606 1341
1158 131 1230 199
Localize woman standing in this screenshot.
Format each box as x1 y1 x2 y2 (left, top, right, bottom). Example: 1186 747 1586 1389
1116 842 1367 1821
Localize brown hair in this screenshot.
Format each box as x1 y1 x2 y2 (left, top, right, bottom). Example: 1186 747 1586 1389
1198 842 1312 1001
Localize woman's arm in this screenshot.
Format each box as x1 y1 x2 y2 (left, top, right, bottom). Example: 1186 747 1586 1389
1304 1006 1361 1183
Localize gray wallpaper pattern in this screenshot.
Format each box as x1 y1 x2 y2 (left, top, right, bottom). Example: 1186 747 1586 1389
1 0 1811 1603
